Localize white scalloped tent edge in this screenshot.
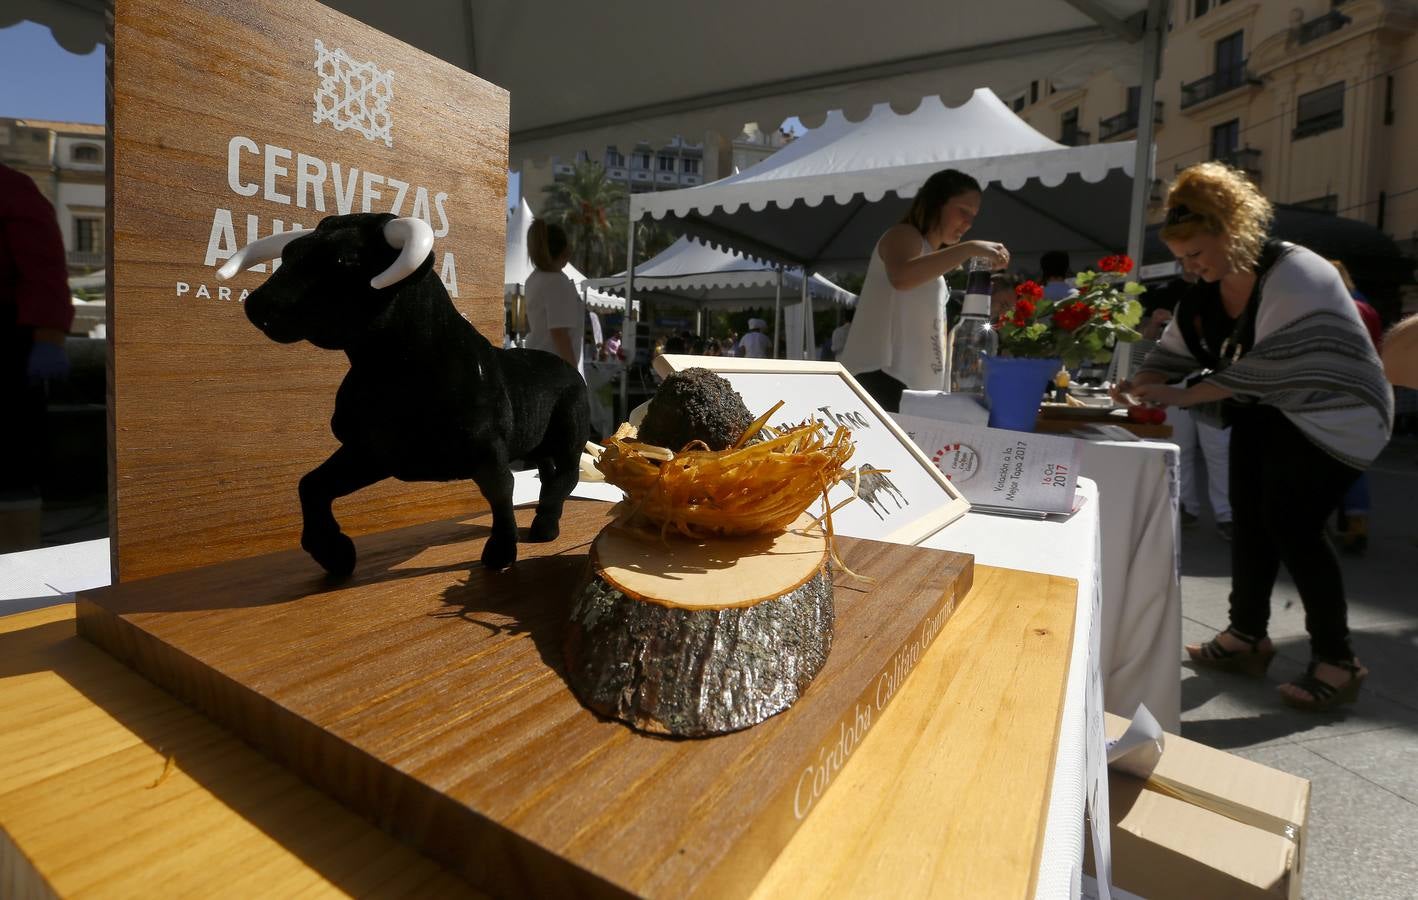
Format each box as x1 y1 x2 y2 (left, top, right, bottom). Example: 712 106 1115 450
586 236 855 303
633 89 1136 225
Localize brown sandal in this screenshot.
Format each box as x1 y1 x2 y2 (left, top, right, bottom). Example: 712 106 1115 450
1186 627 1276 677
1280 659 1367 711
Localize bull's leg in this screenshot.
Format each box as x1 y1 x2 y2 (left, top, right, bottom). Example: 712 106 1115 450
471 452 518 571
298 445 386 578
529 389 590 543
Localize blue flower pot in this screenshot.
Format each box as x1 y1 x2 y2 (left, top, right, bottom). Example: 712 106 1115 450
983 356 1061 432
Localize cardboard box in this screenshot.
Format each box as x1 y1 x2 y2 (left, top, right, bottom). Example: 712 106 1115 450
1089 712 1310 900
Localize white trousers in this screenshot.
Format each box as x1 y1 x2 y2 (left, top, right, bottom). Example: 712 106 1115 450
1170 406 1232 521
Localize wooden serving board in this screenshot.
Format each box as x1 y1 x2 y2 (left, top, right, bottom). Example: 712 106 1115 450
76 502 973 898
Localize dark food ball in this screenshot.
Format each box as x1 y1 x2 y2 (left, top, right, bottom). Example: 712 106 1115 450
638 368 753 452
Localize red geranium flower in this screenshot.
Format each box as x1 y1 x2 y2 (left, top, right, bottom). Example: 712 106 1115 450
1013 298 1036 317
1016 279 1044 300
1053 301 1092 332
1098 254 1135 274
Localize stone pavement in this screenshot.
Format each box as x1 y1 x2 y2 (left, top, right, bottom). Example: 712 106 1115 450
1176 435 1418 900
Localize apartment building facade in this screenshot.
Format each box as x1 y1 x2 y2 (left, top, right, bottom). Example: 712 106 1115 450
0 117 106 273
1010 0 1418 261
518 124 793 216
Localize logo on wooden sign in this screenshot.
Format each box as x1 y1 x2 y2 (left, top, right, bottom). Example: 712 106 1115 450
313 39 394 147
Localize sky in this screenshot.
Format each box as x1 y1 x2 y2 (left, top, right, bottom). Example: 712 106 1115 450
0 21 105 124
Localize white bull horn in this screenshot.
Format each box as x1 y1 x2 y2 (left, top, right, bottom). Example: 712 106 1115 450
215 228 314 281
373 217 435 289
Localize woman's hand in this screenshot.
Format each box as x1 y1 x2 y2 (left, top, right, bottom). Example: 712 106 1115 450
968 240 1010 269
1110 371 1165 405
1131 383 1189 408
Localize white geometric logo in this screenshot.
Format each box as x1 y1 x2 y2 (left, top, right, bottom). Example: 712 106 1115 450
312 39 395 147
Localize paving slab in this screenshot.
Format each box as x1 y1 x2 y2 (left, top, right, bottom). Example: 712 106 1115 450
1232 742 1418 900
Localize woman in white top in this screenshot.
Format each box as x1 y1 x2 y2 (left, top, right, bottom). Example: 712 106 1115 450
524 219 585 378
837 169 1009 412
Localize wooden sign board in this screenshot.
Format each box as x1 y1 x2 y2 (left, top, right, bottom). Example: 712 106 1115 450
655 355 971 544
76 502 976 898
109 0 507 580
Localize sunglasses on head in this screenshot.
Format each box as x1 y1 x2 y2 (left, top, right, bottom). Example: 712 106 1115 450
1165 204 1202 226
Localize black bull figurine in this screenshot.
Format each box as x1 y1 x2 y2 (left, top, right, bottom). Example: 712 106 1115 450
217 212 588 574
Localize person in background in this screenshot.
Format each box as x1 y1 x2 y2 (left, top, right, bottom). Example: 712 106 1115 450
603 329 623 361
1139 305 1235 540
0 163 73 552
1116 162 1392 711
524 219 585 377
989 272 1020 321
704 338 723 358
837 168 1009 412
828 309 855 360
1329 259 1383 554
1039 250 1074 301
736 318 773 358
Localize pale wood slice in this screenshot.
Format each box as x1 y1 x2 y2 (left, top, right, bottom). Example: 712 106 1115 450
591 513 827 610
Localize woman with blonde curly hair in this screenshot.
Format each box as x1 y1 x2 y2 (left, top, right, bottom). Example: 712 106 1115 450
1114 162 1392 711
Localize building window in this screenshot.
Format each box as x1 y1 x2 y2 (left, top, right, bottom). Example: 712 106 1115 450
1193 0 1232 18
657 155 676 172
1214 31 1244 88
605 148 625 168
74 216 104 254
1384 76 1394 126
1294 82 1344 139
634 152 651 169
1030 80 1039 104
1210 119 1240 160
1010 93 1026 112
1060 107 1085 145
682 158 700 175
71 144 101 163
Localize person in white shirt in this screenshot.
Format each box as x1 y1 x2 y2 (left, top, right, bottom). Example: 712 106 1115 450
829 309 854 359
836 169 1010 412
736 318 773 358
524 219 585 379
1040 250 1074 301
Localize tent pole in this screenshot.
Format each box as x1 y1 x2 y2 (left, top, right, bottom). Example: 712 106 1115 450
773 267 783 360
1120 0 1167 384
800 271 810 360
621 217 636 421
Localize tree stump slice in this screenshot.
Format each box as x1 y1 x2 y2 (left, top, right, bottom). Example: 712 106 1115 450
564 517 834 737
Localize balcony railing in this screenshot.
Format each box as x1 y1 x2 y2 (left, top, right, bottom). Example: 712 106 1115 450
1098 102 1165 141
67 249 104 269
1296 10 1350 45
1217 146 1262 178
1180 62 1262 110
1059 129 1091 147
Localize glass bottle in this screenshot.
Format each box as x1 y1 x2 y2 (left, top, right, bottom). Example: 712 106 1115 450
949 256 998 398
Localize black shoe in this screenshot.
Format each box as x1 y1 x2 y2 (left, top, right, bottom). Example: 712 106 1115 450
1181 509 1199 528
1217 521 1234 542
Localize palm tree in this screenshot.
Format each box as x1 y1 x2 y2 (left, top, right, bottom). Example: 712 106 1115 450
540 162 626 277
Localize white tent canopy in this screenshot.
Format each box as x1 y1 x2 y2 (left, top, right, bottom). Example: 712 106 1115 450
504 198 633 314
588 236 855 358
12 0 1157 166
633 89 1143 274
589 236 853 306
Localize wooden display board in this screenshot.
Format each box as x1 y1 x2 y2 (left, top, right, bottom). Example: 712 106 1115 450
109 0 508 580
655 355 972 544
76 502 976 898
